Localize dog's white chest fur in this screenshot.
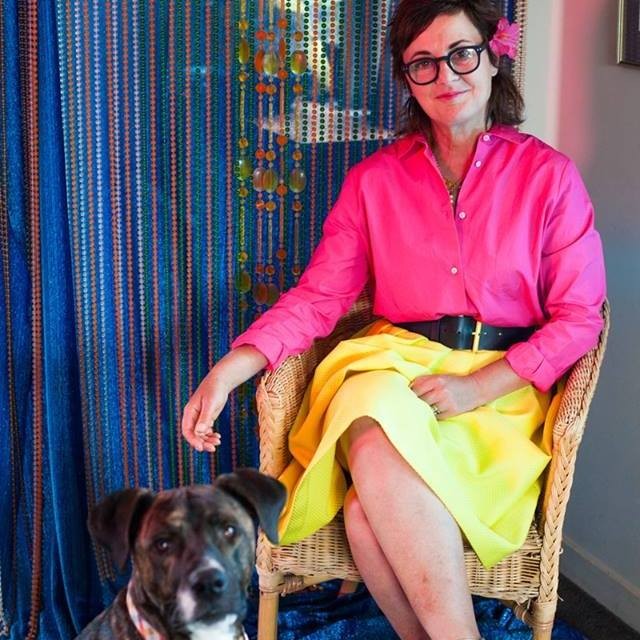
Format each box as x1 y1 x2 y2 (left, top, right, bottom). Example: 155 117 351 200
186 615 246 640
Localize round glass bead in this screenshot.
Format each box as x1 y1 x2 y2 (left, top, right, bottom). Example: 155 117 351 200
288 168 307 193
265 265 276 276
256 30 267 40
292 149 303 161
253 282 268 305
276 184 288 196
277 69 288 80
276 248 287 260
294 31 303 42
293 83 304 94
267 31 276 41
237 186 249 198
238 251 248 263
263 51 279 76
290 51 307 75
265 200 277 212
292 265 301 276
238 71 248 83
236 270 251 293
252 167 265 191
255 199 265 210
255 148 266 159
261 168 279 192
277 18 288 29
256 264 264 274
254 49 265 73
292 200 303 212
238 38 250 64
235 156 252 180
277 135 288 146
238 19 249 31
265 150 276 162
267 283 280 305
238 137 249 148
266 83 277 95
255 82 266 94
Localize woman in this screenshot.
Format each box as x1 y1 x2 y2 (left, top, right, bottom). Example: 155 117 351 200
182 1 606 638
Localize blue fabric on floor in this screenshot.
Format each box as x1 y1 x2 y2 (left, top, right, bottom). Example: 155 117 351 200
243 579 587 640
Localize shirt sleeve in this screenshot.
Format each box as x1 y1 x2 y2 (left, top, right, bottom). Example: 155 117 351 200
505 159 606 392
231 168 370 370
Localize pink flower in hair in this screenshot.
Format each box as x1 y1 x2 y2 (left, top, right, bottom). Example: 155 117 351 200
489 17 520 60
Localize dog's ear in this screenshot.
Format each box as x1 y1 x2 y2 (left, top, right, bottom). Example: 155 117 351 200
215 468 287 544
88 488 155 572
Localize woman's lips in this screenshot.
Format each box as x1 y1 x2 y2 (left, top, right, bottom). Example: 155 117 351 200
436 90 466 101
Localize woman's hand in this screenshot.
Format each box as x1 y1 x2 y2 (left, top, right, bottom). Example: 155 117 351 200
181 345 268 453
410 373 483 419
181 369 230 452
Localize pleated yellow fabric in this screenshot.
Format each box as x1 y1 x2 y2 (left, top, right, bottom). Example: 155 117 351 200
277 319 561 568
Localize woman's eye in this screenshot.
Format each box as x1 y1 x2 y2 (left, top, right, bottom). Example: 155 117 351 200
154 538 173 553
415 59 435 70
223 524 237 540
453 48 473 62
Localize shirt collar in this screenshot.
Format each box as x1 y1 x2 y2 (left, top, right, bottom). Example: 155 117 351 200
396 124 526 160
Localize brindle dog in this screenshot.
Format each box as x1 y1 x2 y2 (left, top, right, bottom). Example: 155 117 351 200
76 468 286 640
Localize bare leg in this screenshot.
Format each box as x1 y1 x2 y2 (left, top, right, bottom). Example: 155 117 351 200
347 417 480 640
344 486 431 640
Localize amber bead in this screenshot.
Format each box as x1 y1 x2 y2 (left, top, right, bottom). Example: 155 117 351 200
236 270 251 293
256 30 267 40
238 38 250 65
292 149 303 161
277 69 288 80
288 167 307 193
276 184 288 196
238 137 249 148
276 248 287 260
290 51 307 75
265 265 276 276
235 156 252 180
266 83 277 96
254 48 265 73
267 283 280 306
267 31 276 41
261 168 279 192
238 251 248 263
255 148 266 159
292 265 301 275
263 51 279 76
265 150 276 161
293 83 304 94
252 167 265 191
265 200 277 212
255 82 266 94
238 71 248 83
293 31 303 42
277 18 287 29
277 135 288 146
252 282 268 305
292 200 303 212
238 19 249 31
237 186 249 198
255 200 265 210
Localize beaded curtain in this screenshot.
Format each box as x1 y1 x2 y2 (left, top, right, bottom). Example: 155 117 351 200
0 0 525 637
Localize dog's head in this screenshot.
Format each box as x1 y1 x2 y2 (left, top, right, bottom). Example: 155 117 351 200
88 468 286 636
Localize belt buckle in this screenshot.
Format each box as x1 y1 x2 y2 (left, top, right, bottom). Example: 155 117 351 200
471 320 483 352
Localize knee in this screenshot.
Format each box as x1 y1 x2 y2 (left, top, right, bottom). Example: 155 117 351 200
343 488 368 540
348 416 382 466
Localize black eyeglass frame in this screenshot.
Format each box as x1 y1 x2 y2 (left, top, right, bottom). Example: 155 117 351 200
402 43 487 86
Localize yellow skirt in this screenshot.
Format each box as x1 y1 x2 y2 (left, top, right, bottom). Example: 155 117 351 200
277 319 561 568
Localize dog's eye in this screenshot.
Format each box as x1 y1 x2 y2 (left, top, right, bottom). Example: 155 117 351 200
154 538 173 554
223 524 236 540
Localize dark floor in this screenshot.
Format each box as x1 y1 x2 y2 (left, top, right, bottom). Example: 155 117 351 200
557 575 640 640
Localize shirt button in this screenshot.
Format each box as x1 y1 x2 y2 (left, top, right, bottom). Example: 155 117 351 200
450 266 459 275
458 211 467 220
482 134 491 142
474 160 482 168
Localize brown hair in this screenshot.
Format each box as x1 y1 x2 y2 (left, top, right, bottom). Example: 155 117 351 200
389 0 524 138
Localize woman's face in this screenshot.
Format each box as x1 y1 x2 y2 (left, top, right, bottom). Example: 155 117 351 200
402 11 497 133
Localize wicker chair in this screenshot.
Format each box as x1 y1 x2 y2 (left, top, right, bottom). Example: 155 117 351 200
255 292 610 640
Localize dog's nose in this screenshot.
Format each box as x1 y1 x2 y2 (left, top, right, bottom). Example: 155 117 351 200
190 567 228 597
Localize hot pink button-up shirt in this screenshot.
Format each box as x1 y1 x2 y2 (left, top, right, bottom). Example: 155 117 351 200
232 125 606 392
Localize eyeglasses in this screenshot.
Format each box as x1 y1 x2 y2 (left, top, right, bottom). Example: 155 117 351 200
402 43 487 86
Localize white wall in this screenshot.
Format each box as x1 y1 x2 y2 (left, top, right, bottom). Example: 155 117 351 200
524 0 640 631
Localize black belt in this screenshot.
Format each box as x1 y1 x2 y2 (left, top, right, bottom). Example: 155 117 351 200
396 316 536 351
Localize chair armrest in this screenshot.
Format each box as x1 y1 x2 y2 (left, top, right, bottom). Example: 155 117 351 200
539 300 610 530
256 291 375 478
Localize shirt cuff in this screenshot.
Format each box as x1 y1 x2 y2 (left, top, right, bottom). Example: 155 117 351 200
505 341 558 393
230 330 286 372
